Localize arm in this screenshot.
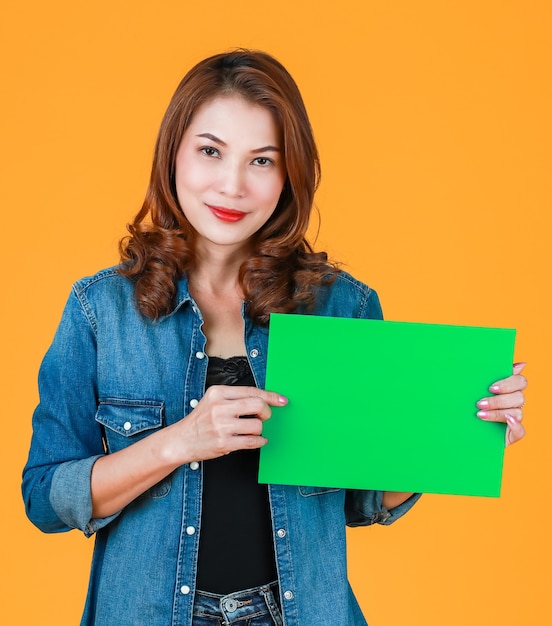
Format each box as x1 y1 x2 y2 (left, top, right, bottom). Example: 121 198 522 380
352 288 527 513
344 360 528 529
363 361 528 519
22 289 286 531
382 491 414 509
91 385 287 518
22 289 106 534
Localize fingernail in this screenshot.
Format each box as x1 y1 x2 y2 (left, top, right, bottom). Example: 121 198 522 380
490 384 500 393
506 413 518 426
513 362 527 368
477 411 489 419
278 395 288 405
477 399 489 409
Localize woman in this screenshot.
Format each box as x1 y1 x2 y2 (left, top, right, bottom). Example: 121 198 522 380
22 50 527 626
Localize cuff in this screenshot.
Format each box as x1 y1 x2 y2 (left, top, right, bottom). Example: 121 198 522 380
346 490 422 527
50 456 120 537
378 492 422 526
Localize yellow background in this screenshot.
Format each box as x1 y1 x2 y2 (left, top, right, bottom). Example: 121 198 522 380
1 1 550 624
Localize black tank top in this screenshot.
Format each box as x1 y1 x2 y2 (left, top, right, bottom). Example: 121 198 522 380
195 355 278 593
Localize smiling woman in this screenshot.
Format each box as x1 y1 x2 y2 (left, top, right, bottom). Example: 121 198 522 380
22 49 527 626
119 51 334 325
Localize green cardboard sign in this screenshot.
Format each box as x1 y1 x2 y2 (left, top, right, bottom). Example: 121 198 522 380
259 314 516 497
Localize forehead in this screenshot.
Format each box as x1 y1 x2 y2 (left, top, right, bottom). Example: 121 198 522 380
187 95 281 142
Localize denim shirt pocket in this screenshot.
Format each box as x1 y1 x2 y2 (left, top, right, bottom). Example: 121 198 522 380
298 486 342 497
95 398 171 498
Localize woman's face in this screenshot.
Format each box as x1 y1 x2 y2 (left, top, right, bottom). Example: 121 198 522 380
175 95 286 255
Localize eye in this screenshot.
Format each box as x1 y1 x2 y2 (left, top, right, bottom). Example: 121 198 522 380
252 157 274 167
200 146 220 158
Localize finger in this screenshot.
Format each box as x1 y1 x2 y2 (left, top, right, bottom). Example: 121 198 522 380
207 384 288 406
488 362 527 394
505 414 526 446
512 362 527 376
231 416 265 437
242 386 288 407
232 396 275 422
226 434 269 452
477 407 523 423
488 374 528 395
476 390 525 412
210 395 276 425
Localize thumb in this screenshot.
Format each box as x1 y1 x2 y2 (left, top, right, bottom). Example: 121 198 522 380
513 362 526 376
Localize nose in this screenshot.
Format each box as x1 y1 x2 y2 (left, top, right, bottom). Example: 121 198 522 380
216 159 246 198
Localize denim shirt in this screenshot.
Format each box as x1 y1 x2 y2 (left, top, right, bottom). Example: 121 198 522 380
22 267 420 626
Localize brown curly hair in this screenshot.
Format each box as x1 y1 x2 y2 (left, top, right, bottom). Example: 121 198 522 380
119 49 338 324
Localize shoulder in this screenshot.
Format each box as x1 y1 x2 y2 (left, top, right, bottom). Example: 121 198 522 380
72 265 131 297
330 270 374 296
69 266 138 329
313 270 384 320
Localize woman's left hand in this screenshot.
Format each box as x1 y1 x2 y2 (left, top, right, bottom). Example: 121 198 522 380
476 362 528 446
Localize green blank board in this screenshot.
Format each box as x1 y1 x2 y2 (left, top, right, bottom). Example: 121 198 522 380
259 314 516 497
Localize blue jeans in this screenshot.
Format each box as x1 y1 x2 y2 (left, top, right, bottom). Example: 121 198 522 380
192 581 283 625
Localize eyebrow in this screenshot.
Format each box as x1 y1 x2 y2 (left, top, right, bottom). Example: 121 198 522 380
196 133 280 153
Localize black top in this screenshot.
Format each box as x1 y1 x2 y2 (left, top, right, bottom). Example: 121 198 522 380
195 356 278 594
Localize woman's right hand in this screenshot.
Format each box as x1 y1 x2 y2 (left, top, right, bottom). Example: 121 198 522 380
91 385 287 518
168 385 288 464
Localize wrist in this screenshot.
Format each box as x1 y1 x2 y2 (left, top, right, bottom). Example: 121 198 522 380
153 422 196 469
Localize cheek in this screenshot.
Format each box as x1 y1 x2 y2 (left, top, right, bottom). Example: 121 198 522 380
175 160 212 196
256 177 286 209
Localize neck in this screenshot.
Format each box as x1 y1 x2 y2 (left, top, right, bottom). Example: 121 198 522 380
190 241 248 297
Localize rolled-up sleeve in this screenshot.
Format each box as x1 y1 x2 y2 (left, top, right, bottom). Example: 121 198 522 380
49 456 119 537
345 490 422 527
22 287 118 536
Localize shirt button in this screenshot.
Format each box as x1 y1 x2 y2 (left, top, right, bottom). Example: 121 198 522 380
277 528 286 538
195 351 205 359
180 585 191 595
283 590 294 600
189 399 199 408
190 461 200 470
186 526 196 535
123 421 132 431
249 349 259 358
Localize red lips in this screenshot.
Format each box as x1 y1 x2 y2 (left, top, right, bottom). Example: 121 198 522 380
207 205 247 222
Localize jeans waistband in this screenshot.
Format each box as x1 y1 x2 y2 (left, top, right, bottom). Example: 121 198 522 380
193 580 281 624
